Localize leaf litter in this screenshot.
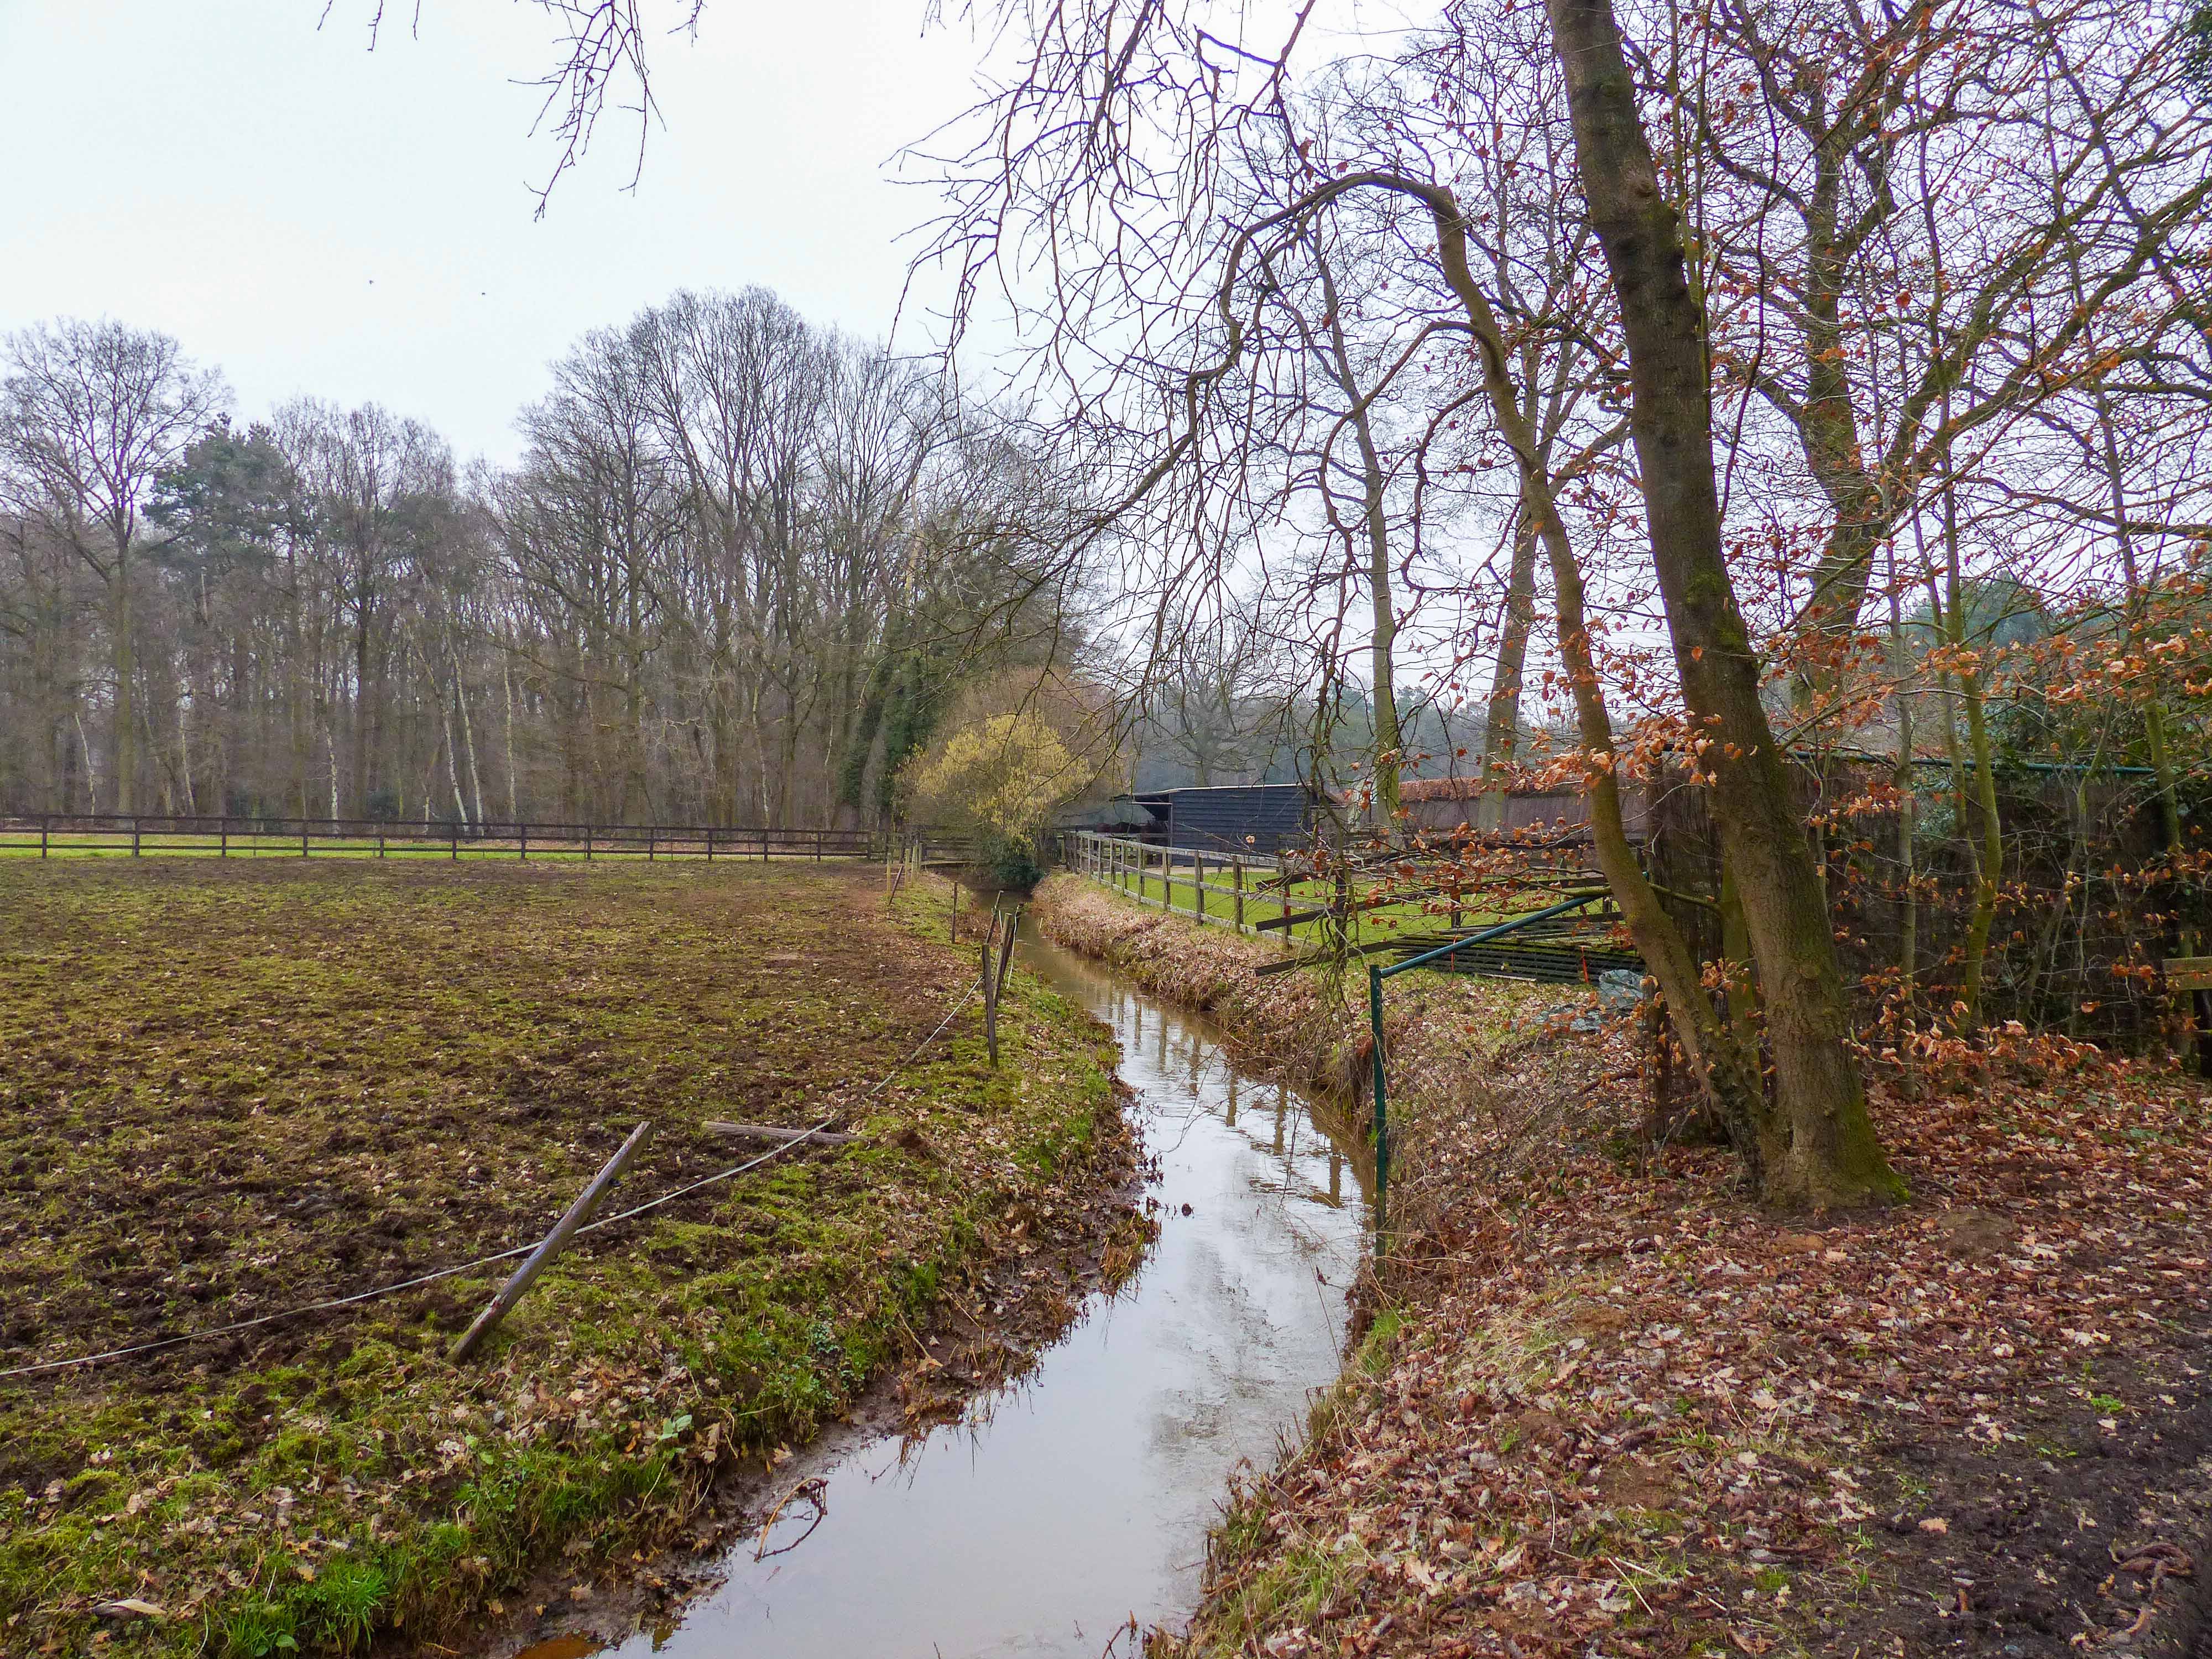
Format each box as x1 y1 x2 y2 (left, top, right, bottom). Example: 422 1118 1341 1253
1035 876 2212 1659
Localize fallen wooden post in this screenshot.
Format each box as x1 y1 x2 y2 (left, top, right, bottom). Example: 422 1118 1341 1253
448 1120 652 1363
704 1121 860 1146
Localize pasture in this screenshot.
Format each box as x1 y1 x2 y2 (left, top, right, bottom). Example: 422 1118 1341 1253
0 859 1127 1656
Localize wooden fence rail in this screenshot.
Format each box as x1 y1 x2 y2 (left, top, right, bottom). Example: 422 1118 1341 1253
1059 830 1291 940
2 814 971 867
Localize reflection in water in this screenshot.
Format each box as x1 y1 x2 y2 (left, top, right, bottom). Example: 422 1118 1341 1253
606 925 1366 1659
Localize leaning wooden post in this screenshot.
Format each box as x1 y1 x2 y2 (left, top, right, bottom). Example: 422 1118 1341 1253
450 1121 653 1363
990 907 1019 1066
950 880 961 942
981 916 999 1066
1233 858 1245 931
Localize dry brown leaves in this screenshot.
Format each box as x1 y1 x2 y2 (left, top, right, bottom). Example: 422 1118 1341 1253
1039 880 2212 1659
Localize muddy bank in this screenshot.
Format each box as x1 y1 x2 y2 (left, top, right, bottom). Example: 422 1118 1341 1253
0 863 1140 1659
1032 874 2212 1659
500 902 1370 1657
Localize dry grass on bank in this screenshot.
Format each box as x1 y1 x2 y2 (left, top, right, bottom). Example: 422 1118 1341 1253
1034 875 2212 1659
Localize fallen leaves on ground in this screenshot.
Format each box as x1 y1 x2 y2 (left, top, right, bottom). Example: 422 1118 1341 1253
1031 880 2212 1659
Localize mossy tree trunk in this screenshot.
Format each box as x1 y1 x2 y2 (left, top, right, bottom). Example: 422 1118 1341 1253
1541 0 1902 1207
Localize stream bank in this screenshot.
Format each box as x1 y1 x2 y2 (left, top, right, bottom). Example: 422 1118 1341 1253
1034 877 2212 1659
495 895 1371 1658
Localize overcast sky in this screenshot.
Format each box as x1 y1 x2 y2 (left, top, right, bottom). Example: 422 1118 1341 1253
0 1 993 465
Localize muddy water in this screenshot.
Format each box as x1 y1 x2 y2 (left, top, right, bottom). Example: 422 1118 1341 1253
602 923 1367 1658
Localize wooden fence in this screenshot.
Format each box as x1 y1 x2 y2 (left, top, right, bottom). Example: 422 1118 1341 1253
1 813 971 866
1061 830 1293 938
1060 828 1634 979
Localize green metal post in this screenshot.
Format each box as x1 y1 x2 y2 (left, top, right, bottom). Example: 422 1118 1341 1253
1369 962 1387 1262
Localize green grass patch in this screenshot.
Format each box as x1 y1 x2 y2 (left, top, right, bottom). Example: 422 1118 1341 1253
0 860 1122 1656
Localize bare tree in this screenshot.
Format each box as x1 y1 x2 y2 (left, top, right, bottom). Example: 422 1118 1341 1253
0 320 226 815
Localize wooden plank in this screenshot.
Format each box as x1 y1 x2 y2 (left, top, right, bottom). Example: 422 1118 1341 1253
705 1121 859 1147
2166 957 2212 992
449 1121 652 1362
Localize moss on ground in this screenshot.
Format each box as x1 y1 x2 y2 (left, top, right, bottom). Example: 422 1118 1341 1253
0 860 1123 1657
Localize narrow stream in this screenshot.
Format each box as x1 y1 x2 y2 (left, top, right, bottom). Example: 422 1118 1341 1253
601 922 1368 1658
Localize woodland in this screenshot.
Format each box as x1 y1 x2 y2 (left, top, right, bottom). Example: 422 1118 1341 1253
3 1 2211 1654
10 0 2205 1192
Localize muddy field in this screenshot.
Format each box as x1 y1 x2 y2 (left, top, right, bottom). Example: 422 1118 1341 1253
0 860 1138 1657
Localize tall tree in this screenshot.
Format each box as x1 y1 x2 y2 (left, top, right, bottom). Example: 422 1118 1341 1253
1541 0 1901 1205
1 320 225 813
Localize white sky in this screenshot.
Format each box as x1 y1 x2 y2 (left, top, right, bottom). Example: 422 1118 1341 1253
0 0 993 465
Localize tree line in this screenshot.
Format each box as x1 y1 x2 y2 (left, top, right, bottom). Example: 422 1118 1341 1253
898 0 2212 1206
0 290 1077 828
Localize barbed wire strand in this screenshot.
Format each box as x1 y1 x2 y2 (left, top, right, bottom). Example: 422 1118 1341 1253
0 971 984 1382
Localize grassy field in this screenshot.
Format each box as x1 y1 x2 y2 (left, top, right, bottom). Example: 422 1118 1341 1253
1093 866 1502 944
0 860 1128 1657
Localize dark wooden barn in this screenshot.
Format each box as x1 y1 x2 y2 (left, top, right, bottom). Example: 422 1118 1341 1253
1117 784 1316 854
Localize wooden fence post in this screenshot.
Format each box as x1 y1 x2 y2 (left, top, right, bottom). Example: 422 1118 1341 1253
981 921 997 1064
40 817 48 860
219 818 227 860
451 821 459 862
519 823 528 861
816 828 825 862
585 826 593 862
647 826 656 862
301 821 309 859
449 1121 653 1362
989 907 1018 1066
132 819 141 858
1234 858 1245 931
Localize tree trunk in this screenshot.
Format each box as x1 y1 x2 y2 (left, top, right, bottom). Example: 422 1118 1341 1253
112 563 135 815
1478 509 1540 831
1417 189 1766 1149
1312 252 1402 829
1888 573 1917 998
1542 0 1901 1207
